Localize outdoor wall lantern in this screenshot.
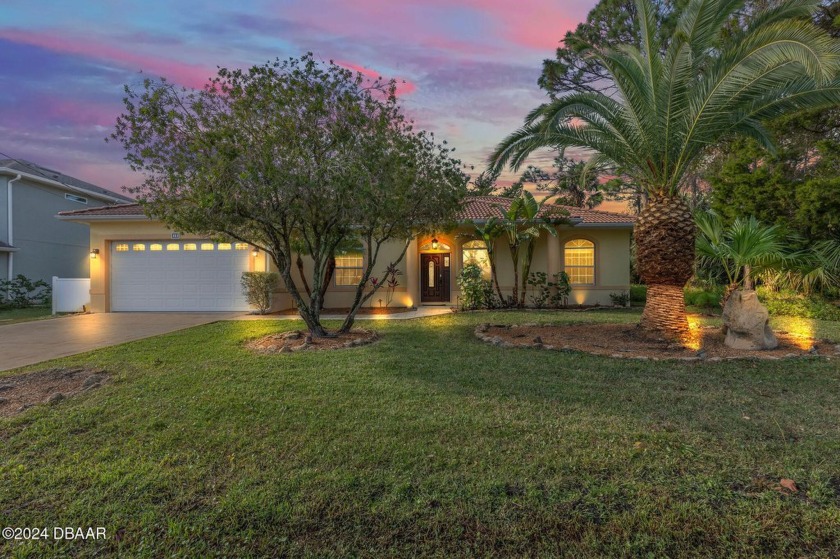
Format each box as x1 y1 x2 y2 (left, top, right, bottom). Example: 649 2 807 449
431 238 439 250
90 248 100 259
251 247 260 257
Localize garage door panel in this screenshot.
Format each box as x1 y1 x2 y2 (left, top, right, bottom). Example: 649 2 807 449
111 240 250 312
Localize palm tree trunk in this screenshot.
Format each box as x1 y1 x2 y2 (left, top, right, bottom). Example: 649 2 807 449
635 195 696 342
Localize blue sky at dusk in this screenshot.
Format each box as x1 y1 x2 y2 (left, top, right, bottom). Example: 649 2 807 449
0 0 596 193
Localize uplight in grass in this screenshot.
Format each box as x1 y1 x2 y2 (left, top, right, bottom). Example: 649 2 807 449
782 317 815 350
683 316 702 351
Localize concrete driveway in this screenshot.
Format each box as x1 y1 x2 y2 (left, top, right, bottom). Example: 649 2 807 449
0 313 242 372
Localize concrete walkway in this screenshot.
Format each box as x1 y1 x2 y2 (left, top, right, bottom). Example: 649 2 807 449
0 312 242 372
233 306 454 321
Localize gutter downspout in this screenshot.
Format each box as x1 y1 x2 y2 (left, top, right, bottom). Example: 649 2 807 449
7 174 21 291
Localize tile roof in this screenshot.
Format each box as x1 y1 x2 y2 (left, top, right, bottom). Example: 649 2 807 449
58 197 636 226
58 203 146 217
0 159 133 202
458 196 635 225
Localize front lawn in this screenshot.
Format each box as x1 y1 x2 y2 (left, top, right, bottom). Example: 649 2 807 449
2 310 840 557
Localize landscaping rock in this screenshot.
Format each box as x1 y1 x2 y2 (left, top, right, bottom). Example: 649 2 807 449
722 289 778 350
47 392 65 404
533 336 543 345
0 384 13 392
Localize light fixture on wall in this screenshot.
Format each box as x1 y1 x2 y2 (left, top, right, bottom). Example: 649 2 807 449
90 248 100 259
251 247 260 257
431 238 439 250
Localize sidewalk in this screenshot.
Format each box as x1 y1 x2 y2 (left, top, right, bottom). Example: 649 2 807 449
233 306 454 321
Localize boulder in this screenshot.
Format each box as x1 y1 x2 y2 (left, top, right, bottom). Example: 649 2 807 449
721 289 778 350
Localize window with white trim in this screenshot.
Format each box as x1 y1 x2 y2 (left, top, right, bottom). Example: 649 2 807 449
564 239 595 285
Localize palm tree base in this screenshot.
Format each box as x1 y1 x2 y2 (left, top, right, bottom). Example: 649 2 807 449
641 284 690 343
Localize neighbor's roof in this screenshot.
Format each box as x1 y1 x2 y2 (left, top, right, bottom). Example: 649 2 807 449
0 159 132 203
459 196 635 226
57 197 637 226
0 240 19 252
57 202 146 220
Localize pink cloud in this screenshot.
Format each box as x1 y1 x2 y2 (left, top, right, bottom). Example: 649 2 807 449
0 28 213 89
334 60 417 96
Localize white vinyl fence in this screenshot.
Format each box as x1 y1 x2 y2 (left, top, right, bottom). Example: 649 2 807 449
52 277 91 314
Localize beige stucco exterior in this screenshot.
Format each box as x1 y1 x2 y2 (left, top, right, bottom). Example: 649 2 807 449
79 217 631 313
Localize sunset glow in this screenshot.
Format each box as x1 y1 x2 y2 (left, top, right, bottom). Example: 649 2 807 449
0 0 596 191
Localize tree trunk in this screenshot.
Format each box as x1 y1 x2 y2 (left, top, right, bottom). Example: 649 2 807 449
635 195 696 342
296 253 312 297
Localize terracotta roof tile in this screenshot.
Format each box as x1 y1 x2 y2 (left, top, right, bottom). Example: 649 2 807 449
458 196 635 225
58 197 636 226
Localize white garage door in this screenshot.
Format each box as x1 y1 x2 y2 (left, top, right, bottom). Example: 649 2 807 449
110 241 251 311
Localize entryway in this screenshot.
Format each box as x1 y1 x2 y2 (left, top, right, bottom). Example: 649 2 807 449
420 252 450 303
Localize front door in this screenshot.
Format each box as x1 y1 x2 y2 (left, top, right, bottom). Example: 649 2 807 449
420 253 450 303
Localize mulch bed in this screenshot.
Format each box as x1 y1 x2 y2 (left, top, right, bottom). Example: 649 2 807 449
475 321 840 361
246 329 379 354
0 367 109 417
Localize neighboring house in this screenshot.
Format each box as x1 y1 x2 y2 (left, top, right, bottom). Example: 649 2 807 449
56 196 634 313
1 160 132 285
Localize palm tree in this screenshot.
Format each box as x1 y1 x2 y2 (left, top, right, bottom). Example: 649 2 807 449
485 190 563 306
695 212 790 293
490 0 840 342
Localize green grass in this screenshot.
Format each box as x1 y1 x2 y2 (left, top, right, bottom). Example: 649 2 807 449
2 310 840 557
0 306 53 325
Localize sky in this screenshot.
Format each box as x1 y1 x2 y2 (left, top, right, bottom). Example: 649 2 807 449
0 0 597 196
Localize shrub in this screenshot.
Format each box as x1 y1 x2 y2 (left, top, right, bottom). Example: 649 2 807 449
241 272 279 314
0 275 51 309
527 271 570 308
457 264 497 310
630 284 647 303
684 285 725 308
609 291 630 307
757 286 840 321
527 272 550 308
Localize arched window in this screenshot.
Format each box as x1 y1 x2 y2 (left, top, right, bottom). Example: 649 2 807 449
564 239 595 285
335 242 364 286
462 240 491 279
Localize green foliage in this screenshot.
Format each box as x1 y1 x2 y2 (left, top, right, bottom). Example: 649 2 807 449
0 274 51 309
757 286 840 320
111 53 467 335
527 271 572 308
493 0 840 201
481 190 567 307
684 285 725 308
515 155 605 209
696 212 793 289
630 284 647 303
609 291 630 306
457 263 497 310
240 272 279 314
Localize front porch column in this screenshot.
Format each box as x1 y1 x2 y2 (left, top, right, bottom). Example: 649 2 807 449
547 233 561 278
406 238 419 308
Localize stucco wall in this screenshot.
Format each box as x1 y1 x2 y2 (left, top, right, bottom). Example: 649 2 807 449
85 220 268 312
0 177 109 282
83 219 632 312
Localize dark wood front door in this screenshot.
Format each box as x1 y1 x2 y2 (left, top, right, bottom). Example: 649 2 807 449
420 253 450 303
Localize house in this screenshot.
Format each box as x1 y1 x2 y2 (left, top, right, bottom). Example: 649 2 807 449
56 196 634 312
1 159 132 285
